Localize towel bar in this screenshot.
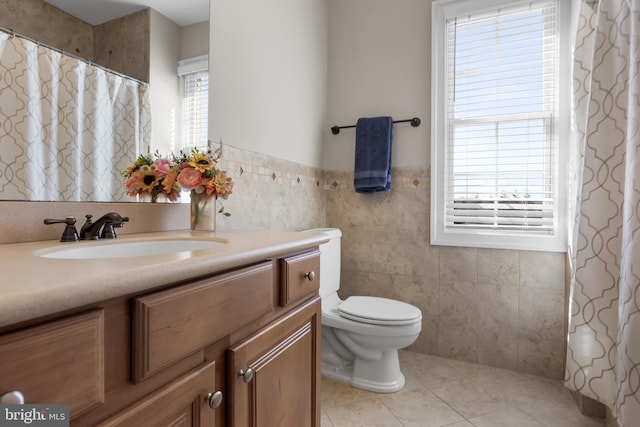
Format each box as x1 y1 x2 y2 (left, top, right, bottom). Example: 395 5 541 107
331 117 421 135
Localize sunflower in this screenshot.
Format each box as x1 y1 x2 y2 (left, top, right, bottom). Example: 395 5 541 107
123 154 154 178
188 152 216 174
162 168 179 194
128 165 160 192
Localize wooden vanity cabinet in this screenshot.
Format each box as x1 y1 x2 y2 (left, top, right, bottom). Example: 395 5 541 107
125 249 320 427
0 247 321 427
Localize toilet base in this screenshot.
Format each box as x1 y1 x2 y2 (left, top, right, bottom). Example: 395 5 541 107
321 349 406 393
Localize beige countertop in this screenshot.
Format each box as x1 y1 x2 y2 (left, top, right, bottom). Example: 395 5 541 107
0 229 328 329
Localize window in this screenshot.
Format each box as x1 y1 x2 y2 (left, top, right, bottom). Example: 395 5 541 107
178 55 209 152
431 0 569 252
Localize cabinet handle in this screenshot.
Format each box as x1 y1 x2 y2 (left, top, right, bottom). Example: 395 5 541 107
0 391 25 405
238 367 254 383
304 271 316 281
205 391 223 409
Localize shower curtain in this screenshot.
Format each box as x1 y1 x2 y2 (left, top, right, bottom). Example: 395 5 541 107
0 32 151 201
565 1 640 426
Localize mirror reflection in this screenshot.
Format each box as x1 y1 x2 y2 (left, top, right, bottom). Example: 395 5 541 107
0 0 209 202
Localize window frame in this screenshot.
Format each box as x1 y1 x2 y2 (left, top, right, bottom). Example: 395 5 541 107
430 0 570 252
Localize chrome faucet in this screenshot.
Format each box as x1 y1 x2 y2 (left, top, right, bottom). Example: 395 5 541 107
80 212 129 240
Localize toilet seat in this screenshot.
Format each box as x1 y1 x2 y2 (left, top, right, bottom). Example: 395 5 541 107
338 296 422 326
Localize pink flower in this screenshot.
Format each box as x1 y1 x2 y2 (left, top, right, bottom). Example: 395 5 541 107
154 158 172 176
177 168 203 189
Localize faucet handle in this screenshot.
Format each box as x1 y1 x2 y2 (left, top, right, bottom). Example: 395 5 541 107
44 217 80 242
100 213 129 239
101 224 117 239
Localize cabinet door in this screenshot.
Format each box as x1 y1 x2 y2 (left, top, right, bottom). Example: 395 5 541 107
228 298 321 427
96 361 219 427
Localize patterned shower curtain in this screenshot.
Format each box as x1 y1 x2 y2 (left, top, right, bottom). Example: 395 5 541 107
565 1 640 426
0 32 151 202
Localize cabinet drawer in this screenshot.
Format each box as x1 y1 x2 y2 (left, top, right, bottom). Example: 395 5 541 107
133 262 274 382
0 310 105 418
279 250 320 306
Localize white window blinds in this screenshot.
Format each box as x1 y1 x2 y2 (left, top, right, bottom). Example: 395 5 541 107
447 1 558 232
181 70 209 152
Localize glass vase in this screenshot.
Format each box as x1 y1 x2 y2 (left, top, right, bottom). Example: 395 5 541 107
190 191 216 231
141 191 159 203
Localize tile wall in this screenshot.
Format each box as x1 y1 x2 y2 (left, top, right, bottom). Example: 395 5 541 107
93 9 150 82
324 168 567 380
0 0 93 60
214 144 326 231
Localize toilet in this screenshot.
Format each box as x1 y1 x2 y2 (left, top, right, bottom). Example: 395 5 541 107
304 228 422 393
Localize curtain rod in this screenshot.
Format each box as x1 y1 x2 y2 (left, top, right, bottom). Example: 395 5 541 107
0 25 148 86
331 117 421 135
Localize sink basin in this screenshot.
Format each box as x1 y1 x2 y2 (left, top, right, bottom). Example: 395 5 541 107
36 239 226 259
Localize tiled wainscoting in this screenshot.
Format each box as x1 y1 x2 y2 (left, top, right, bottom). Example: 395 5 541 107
215 144 326 231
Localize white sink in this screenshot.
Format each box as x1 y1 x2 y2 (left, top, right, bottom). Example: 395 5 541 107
36 239 226 259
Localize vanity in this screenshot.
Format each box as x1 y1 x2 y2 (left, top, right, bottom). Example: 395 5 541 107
0 230 327 426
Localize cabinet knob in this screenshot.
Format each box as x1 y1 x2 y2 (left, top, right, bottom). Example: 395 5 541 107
304 271 316 281
0 391 24 405
205 391 223 409
239 367 254 383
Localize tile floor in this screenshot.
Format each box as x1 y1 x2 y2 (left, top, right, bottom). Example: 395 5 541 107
321 351 606 427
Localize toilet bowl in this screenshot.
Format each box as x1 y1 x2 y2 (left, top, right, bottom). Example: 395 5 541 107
304 228 422 393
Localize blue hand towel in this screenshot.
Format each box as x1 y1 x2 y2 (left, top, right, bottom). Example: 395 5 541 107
354 116 393 193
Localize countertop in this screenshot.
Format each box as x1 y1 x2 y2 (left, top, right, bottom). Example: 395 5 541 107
0 229 328 329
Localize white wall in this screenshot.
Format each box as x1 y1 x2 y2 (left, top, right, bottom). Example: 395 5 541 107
151 15 210 155
209 0 328 169
325 0 431 170
180 21 209 60
149 9 181 154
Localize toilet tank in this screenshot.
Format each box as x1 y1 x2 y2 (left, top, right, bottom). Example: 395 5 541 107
304 228 342 298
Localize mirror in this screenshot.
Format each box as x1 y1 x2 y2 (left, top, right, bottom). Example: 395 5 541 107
0 0 209 202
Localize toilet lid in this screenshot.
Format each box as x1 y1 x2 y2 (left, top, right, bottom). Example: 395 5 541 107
338 296 422 326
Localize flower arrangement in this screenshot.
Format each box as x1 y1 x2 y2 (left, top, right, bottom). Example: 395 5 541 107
172 145 234 202
122 141 233 217
123 152 180 203
173 144 234 229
